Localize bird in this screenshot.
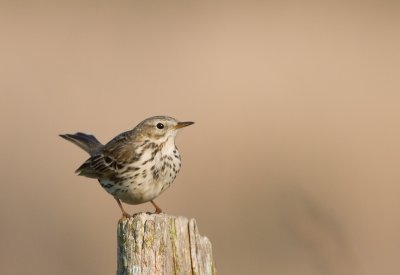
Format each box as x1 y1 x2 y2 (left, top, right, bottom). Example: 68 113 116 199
60 116 194 218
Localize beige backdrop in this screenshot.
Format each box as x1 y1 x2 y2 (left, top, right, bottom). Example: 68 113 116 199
1 1 400 274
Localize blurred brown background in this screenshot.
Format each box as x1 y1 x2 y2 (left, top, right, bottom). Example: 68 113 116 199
1 1 400 274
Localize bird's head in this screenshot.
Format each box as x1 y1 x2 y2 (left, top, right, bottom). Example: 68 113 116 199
135 116 194 143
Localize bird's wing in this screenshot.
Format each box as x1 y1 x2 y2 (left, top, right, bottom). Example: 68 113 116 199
75 140 138 179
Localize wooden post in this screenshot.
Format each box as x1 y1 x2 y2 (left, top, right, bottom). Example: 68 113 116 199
116 213 216 275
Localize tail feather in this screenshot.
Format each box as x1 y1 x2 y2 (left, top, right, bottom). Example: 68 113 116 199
59 132 102 155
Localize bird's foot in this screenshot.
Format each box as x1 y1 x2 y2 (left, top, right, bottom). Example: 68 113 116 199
154 207 162 214
150 200 163 214
145 210 162 215
120 211 131 220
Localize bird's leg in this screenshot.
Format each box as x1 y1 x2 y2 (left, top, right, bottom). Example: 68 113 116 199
150 200 162 214
114 197 131 218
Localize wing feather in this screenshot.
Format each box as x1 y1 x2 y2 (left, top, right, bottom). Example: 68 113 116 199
76 138 138 179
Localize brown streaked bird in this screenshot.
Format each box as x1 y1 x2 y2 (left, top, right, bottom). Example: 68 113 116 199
60 116 194 218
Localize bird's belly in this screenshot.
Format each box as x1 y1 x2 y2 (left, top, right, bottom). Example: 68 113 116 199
99 150 181 205
122 178 169 204
101 172 177 205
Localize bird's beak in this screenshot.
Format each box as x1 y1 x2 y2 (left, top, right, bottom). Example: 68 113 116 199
175 121 194 129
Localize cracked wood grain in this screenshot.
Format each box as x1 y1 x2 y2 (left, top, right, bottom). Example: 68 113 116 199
117 213 216 275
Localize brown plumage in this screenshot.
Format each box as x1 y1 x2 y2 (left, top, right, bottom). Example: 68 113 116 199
60 116 194 218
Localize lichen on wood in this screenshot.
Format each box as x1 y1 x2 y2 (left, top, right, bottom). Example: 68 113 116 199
116 213 216 275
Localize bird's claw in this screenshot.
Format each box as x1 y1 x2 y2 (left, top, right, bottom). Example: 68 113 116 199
120 212 131 220
154 208 162 214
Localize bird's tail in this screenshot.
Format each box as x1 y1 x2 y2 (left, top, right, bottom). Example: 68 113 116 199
59 132 103 155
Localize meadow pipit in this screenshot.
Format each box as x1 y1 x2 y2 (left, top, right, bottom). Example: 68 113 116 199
60 116 194 218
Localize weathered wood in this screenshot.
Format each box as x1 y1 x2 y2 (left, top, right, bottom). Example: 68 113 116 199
117 213 216 275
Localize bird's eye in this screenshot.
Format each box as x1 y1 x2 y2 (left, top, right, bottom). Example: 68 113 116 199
156 123 164 129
